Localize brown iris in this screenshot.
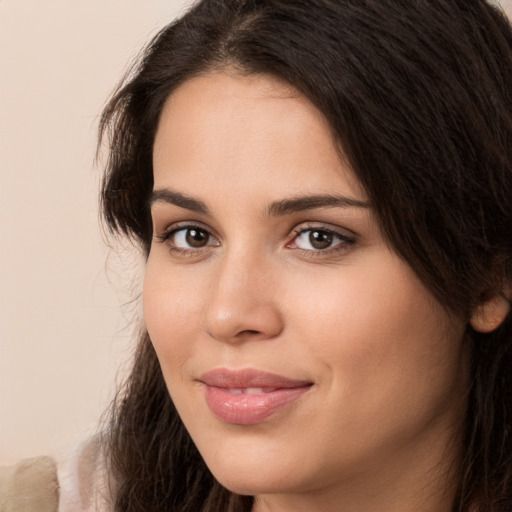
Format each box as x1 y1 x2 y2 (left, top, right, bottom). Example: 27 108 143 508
185 228 209 248
309 230 333 249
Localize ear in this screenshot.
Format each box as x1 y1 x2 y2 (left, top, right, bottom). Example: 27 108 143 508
469 292 510 333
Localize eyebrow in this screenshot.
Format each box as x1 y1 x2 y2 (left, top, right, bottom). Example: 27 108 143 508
266 194 370 216
150 189 209 214
150 188 370 216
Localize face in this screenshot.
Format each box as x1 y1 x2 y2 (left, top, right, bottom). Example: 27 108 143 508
145 72 470 505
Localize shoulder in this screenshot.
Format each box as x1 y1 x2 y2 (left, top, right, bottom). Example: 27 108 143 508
0 455 59 512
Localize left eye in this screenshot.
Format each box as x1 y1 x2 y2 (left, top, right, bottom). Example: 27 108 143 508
292 229 348 251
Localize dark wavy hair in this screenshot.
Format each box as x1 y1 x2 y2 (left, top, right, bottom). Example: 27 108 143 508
98 1 512 511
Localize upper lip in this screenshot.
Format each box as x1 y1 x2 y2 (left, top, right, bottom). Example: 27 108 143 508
199 368 313 389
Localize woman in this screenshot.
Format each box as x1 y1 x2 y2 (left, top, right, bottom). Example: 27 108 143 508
98 0 512 510
2 0 511 511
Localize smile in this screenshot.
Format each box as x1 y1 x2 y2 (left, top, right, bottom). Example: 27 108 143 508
199 369 313 425
225 387 278 395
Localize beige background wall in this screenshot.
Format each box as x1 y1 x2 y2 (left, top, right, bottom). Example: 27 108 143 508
0 0 193 465
1 0 511 465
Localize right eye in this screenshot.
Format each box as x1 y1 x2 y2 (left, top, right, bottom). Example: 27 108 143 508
158 225 220 252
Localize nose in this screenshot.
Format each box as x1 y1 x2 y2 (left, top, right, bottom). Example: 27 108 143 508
202 252 284 344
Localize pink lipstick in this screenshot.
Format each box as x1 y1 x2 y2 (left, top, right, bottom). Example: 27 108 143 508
199 368 313 425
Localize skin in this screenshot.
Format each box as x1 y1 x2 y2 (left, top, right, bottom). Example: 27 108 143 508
144 72 471 512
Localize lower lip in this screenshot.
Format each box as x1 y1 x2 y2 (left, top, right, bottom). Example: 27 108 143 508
203 385 311 425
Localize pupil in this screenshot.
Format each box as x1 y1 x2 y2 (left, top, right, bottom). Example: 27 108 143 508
186 228 208 248
309 230 332 249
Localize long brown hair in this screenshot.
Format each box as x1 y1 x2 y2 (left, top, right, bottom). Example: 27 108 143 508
99 1 512 510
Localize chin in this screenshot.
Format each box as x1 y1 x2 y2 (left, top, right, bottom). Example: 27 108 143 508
204 445 323 498
211 466 300 497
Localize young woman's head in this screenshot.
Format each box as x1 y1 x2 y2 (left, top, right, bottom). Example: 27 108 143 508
100 1 512 511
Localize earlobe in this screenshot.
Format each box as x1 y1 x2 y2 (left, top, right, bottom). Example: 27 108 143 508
469 292 511 333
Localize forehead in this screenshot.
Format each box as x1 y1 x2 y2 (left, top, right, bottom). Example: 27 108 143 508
152 71 366 202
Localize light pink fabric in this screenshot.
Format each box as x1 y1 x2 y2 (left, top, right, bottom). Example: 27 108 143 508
57 437 113 512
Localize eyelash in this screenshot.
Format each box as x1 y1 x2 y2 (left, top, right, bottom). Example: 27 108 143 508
287 225 356 256
156 223 218 256
155 223 356 258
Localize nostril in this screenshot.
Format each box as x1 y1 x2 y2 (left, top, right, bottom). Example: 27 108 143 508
203 296 284 343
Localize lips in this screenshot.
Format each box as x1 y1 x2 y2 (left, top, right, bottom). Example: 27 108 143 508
199 368 313 425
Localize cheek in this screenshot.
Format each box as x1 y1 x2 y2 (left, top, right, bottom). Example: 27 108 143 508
281 255 468 462
142 258 204 375
285 254 466 392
